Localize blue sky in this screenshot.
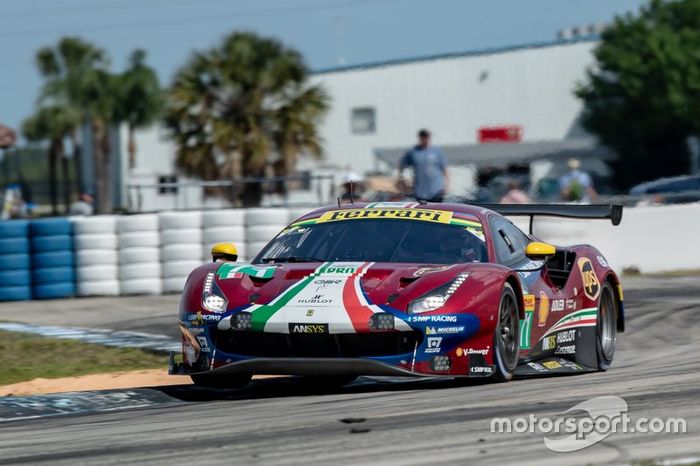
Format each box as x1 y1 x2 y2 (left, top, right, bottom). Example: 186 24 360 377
2 0 647 134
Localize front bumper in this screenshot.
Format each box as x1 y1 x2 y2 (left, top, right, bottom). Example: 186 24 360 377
170 355 425 377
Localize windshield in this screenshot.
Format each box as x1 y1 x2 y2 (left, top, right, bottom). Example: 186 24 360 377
255 216 488 264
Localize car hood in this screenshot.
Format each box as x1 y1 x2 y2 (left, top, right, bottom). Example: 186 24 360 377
213 261 474 313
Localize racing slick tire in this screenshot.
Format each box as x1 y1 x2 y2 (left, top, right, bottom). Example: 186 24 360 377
71 216 116 235
159 211 202 230
595 282 617 371
491 282 520 382
190 373 252 389
116 214 159 233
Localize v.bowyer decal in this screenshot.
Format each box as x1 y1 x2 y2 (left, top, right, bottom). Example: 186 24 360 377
578 257 601 301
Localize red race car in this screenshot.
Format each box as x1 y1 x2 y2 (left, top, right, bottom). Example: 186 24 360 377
170 202 624 387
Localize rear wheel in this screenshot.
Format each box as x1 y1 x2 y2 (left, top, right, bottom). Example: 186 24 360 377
491 283 520 382
190 373 252 389
596 282 617 371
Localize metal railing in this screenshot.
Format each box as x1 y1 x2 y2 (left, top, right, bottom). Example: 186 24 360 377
126 174 337 211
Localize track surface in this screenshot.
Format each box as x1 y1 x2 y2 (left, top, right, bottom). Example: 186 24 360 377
1 276 699 465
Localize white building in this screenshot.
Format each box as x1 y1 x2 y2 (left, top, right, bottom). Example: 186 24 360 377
119 37 606 211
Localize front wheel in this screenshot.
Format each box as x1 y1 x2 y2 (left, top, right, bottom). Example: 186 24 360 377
190 373 252 389
596 282 617 371
491 283 520 382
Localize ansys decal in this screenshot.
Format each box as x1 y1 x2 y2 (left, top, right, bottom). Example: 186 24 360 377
234 262 411 334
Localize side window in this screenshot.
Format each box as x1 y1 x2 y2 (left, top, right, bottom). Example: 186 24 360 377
489 217 530 266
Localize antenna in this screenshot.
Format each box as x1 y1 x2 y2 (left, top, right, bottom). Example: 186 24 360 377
349 180 354 204
337 196 341 207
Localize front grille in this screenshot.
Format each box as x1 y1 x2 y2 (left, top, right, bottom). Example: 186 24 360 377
214 330 421 358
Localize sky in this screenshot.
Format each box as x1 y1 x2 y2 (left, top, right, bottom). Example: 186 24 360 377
1 0 648 135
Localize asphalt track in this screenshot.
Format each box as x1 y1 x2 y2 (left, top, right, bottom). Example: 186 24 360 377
0 276 699 465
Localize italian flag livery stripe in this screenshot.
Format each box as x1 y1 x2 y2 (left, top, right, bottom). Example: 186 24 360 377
242 262 411 334
540 308 598 340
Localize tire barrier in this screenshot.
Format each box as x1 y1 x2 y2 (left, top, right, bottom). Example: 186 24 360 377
72 216 118 297
160 211 202 293
0 206 318 301
0 220 31 301
117 215 161 295
29 218 75 300
201 209 246 261
244 208 287 263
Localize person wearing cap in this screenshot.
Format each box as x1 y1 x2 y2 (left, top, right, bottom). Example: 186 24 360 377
398 129 449 202
340 171 364 201
559 158 597 203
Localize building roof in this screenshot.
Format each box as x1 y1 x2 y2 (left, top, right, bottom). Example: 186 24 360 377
375 138 613 169
314 36 598 75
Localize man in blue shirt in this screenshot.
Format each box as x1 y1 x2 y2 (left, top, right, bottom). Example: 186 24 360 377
398 129 449 202
559 158 597 203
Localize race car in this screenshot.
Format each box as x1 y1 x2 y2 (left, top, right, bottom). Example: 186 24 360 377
170 201 624 387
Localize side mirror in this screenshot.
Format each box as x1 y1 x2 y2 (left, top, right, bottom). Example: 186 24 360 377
211 242 238 262
525 242 556 261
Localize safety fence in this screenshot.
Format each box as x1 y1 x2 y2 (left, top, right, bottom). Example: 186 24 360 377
0 207 309 301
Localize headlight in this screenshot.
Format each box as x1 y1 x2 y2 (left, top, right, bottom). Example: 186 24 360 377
407 272 469 314
202 272 228 313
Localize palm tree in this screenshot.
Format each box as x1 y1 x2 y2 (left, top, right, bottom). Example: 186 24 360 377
166 31 329 206
114 49 164 170
22 106 80 214
34 37 116 213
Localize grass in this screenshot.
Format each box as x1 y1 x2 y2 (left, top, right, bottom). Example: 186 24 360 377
0 330 167 386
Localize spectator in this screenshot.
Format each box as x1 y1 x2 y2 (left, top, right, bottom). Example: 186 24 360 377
398 129 449 202
70 192 94 216
559 158 597 203
340 172 364 201
500 180 531 204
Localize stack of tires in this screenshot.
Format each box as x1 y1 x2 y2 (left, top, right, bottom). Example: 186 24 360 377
29 218 75 299
159 211 203 293
0 220 32 301
117 214 162 295
244 208 288 261
201 209 246 262
73 216 119 296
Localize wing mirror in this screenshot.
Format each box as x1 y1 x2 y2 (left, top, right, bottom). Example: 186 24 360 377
525 242 556 261
211 242 238 262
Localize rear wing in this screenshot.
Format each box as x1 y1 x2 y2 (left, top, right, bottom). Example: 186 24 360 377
475 204 623 234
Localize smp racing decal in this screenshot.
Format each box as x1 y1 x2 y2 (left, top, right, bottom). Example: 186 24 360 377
217 263 276 280
578 257 601 301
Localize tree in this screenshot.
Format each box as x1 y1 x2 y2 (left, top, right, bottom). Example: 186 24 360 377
576 0 700 189
21 106 80 214
166 31 329 206
35 37 110 199
114 49 164 170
